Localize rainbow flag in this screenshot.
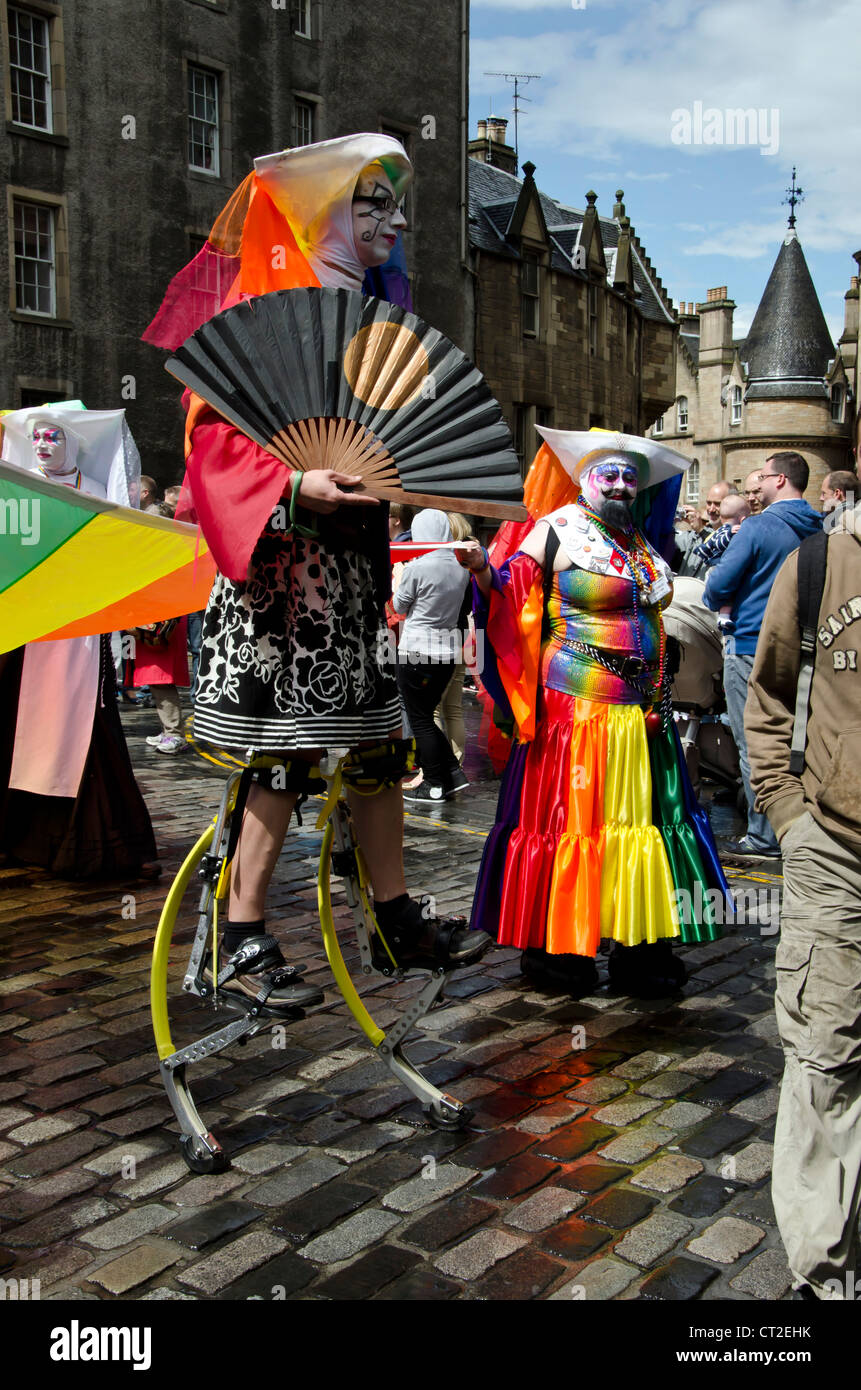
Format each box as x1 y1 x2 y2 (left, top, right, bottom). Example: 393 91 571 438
0 461 215 651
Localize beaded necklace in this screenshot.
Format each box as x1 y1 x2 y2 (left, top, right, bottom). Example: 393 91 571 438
575 497 668 697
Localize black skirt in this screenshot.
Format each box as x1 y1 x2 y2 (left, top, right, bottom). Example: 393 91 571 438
0 642 157 879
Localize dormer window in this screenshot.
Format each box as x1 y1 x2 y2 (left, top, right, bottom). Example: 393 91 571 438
831 383 844 423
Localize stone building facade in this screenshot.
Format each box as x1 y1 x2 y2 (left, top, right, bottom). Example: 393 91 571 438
465 118 678 473
0 0 468 480
653 228 856 505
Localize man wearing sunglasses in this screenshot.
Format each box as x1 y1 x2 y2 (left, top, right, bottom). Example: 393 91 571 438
704 451 822 864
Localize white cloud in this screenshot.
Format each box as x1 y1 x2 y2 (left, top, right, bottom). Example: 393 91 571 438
728 302 762 339
621 170 671 182
470 0 861 252
472 0 580 8
683 220 792 260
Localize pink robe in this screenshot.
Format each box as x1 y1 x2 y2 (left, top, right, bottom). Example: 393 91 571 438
8 470 105 799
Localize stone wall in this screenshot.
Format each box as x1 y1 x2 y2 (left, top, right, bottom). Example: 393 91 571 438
474 252 675 457
0 0 467 483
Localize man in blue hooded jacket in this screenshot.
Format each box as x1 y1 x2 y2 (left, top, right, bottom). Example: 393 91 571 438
703 452 822 862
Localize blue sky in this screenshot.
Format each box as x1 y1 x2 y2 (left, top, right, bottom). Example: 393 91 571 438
470 0 859 342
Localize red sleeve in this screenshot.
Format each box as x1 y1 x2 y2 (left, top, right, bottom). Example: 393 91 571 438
183 403 287 582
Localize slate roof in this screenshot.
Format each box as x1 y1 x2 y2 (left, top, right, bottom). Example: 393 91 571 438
680 332 700 366
742 232 834 399
468 159 672 324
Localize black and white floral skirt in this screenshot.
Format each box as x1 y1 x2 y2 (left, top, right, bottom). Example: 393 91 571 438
193 527 400 753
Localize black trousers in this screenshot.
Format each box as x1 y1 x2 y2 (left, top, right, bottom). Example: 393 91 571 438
396 659 460 791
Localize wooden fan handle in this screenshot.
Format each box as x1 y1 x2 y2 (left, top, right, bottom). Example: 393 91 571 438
264 419 525 520
352 482 527 522
272 418 401 487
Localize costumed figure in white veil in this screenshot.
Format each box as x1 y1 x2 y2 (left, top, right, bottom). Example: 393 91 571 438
0 404 158 878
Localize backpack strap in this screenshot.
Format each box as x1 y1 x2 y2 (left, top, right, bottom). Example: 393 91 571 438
789 530 828 775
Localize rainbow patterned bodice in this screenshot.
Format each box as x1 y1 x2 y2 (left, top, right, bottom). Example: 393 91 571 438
541 565 664 705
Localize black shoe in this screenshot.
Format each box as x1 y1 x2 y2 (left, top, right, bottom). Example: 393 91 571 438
447 768 470 796
608 940 687 999
403 782 447 804
376 909 492 971
520 948 598 997
204 934 324 1011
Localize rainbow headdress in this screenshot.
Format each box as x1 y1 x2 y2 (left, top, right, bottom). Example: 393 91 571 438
143 134 416 586
143 134 413 352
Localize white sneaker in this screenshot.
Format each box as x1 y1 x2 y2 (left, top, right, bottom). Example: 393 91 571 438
154 734 187 755
145 733 165 746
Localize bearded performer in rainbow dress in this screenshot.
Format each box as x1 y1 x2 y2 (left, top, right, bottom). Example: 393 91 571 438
458 428 730 998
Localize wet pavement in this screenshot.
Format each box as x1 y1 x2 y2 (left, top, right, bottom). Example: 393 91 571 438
0 697 792 1302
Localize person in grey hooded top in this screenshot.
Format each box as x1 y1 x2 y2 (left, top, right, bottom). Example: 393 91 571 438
393 510 470 803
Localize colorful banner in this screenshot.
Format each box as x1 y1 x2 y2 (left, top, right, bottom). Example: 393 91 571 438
0 461 215 651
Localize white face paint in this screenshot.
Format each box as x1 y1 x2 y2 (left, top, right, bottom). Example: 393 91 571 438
580 455 641 508
351 165 407 270
31 423 68 473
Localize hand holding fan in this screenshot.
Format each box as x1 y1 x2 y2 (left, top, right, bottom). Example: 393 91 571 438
166 287 527 521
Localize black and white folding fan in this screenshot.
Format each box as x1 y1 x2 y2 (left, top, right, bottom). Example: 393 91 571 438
166 287 527 521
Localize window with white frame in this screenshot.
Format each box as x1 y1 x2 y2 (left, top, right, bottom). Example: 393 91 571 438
731 384 742 424
292 98 315 147
13 198 55 315
677 395 688 431
831 383 844 423
187 65 220 174
686 458 700 502
522 255 540 338
9 6 52 131
652 415 664 437
294 0 312 37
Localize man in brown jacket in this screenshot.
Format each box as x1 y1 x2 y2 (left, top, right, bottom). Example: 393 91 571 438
745 502 861 1299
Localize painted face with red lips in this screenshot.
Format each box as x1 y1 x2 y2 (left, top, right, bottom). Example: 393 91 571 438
31 422 68 473
351 164 407 270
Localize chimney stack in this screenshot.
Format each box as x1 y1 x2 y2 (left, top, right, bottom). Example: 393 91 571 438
468 114 518 176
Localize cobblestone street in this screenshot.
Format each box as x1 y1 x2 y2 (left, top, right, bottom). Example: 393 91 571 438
0 700 793 1303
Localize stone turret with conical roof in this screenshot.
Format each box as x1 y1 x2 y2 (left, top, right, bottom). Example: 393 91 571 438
743 229 835 400
646 177 854 505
